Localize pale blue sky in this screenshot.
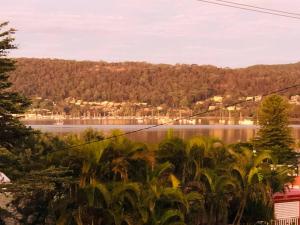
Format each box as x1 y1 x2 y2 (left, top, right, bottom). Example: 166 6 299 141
2 0 300 67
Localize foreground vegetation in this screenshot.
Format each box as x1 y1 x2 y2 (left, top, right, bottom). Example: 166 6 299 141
0 129 294 225
1 21 299 225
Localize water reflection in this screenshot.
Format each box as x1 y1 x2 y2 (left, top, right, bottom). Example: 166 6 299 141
26 124 300 144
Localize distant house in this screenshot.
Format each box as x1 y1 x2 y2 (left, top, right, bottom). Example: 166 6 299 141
101 101 109 106
24 113 37 119
75 100 82 106
226 106 236 111
208 105 216 110
291 95 300 101
195 101 205 105
69 98 76 104
290 95 300 105
226 106 241 111
246 96 254 101
255 95 262 102
212 96 223 103
107 102 114 107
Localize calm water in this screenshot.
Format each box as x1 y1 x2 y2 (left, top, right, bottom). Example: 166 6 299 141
25 120 300 144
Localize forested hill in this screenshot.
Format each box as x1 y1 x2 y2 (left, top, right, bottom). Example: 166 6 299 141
9 58 300 107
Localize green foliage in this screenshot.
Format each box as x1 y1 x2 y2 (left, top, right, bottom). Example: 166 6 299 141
0 22 33 150
0 127 292 225
242 198 274 223
81 128 103 142
228 146 273 225
254 94 297 165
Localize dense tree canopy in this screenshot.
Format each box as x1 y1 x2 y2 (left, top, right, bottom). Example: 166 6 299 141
2 130 291 225
8 58 300 109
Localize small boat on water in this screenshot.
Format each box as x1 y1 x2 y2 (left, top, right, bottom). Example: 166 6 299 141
238 112 254 125
185 119 196 125
178 118 196 125
219 109 226 124
54 119 64 125
238 119 254 125
137 118 144 124
228 119 235 125
219 119 226 124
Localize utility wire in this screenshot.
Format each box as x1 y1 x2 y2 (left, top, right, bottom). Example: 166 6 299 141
197 0 300 20
54 83 300 151
215 0 300 17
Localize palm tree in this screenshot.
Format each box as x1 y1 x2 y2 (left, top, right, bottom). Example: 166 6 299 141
139 162 199 225
184 136 234 225
201 169 237 225
101 130 154 183
158 134 228 183
184 136 229 182
158 134 231 225
229 147 273 225
54 131 163 225
157 132 187 180
41 130 280 225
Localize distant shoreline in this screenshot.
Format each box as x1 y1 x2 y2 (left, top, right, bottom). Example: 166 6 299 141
21 116 300 126
26 124 300 128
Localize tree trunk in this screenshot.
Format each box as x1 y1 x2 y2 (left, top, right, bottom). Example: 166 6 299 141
221 208 228 225
207 204 214 225
216 208 219 225
233 197 246 225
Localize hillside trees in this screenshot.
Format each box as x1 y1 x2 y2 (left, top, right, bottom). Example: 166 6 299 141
8 58 300 112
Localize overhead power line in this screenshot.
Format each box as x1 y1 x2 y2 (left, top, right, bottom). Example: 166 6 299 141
215 0 300 17
197 0 300 20
55 83 300 151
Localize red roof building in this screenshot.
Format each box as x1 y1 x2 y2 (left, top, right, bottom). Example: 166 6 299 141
273 177 300 224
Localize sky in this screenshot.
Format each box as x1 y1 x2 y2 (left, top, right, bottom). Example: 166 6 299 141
1 0 300 67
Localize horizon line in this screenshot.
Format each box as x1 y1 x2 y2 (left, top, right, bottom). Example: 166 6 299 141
12 56 300 70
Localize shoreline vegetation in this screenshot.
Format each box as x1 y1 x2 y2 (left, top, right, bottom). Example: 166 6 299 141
20 115 300 126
